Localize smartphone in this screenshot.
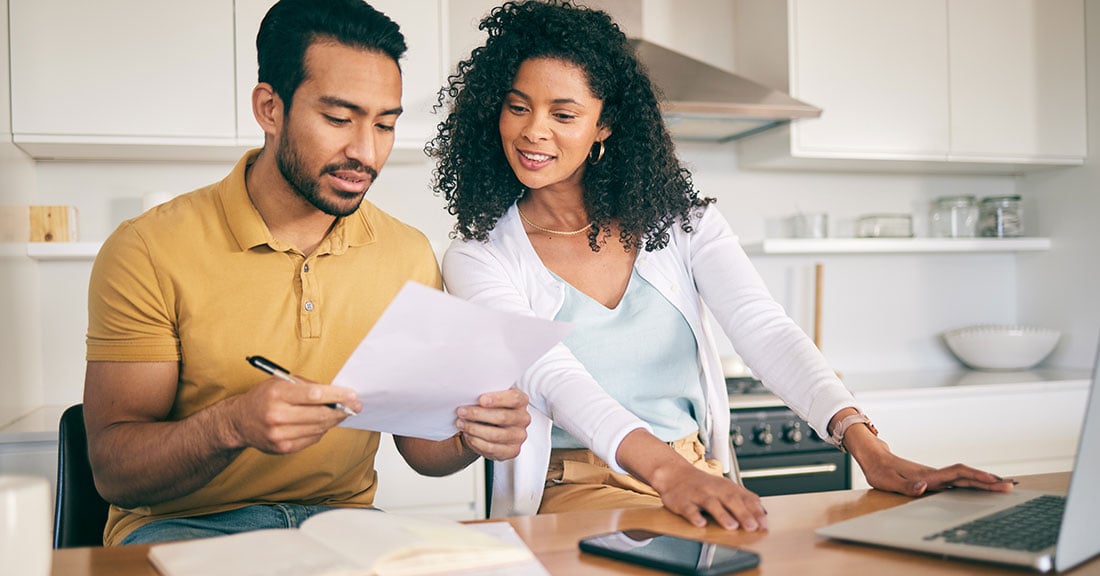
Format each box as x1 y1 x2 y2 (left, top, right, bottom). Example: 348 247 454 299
579 529 760 575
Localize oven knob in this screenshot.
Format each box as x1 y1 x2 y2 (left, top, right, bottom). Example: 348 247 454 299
783 422 803 444
730 426 745 448
753 424 773 446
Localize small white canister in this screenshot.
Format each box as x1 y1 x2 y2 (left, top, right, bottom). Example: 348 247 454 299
0 475 53 576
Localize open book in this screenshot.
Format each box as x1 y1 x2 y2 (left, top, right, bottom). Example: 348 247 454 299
147 509 545 576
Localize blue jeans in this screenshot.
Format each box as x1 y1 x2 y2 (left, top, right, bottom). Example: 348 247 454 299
119 504 361 545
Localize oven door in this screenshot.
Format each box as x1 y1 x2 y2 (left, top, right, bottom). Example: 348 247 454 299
736 451 849 497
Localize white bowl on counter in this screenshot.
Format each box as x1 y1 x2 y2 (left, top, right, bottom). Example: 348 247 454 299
942 325 1061 371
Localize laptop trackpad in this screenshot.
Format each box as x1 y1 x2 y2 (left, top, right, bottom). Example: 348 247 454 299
896 500 996 521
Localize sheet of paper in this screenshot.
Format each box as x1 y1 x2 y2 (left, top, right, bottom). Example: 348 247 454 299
334 281 570 440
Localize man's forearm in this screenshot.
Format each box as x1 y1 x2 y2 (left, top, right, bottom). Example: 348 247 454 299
91 402 243 508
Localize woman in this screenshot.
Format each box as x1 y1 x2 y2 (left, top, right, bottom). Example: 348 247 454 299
428 0 1012 531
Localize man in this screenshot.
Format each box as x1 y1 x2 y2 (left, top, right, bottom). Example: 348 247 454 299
83 0 529 546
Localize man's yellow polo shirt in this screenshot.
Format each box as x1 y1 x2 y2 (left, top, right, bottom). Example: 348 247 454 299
86 150 442 546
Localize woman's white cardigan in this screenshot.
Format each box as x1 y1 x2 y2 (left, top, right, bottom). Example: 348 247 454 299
442 204 857 517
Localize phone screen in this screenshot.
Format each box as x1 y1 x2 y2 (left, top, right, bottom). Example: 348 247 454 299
579 529 760 575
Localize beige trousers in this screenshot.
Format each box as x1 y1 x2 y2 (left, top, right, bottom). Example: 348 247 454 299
539 434 724 514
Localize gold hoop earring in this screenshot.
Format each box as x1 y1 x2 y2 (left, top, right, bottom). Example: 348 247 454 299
588 140 605 165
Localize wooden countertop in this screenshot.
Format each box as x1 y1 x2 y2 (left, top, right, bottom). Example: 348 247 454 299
49 472 1098 575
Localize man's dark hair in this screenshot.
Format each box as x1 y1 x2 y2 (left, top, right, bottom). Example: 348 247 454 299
256 0 407 111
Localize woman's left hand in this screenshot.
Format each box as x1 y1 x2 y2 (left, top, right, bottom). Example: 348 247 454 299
844 424 1016 496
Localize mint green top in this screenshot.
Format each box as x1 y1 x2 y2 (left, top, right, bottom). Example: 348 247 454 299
550 269 703 449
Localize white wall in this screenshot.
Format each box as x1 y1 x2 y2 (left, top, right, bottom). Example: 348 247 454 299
0 0 45 427
16 0 1096 412
678 142 1021 372
1016 0 1100 368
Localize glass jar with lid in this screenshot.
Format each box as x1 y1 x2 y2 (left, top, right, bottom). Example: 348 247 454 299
930 195 978 238
979 195 1023 237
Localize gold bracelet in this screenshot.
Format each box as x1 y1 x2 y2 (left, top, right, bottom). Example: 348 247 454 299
829 410 878 454
454 432 467 457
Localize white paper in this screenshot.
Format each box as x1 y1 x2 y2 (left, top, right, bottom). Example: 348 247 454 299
334 281 570 440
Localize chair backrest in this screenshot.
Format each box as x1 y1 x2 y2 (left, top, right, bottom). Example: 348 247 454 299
53 403 110 548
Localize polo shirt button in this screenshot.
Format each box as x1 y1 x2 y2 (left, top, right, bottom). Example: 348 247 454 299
304 263 311 273
304 301 315 312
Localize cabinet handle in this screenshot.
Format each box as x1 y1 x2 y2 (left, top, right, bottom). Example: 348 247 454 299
739 463 838 479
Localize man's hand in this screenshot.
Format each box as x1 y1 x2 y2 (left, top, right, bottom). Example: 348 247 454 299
455 388 531 461
84 361 363 508
220 375 363 454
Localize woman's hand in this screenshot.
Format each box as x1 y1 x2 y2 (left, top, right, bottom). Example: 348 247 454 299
843 421 1016 496
456 388 532 461
618 429 767 531
652 465 768 531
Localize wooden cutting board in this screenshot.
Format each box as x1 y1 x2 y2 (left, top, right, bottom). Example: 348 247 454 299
0 205 79 242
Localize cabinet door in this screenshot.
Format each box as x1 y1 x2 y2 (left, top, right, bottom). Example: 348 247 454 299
235 0 443 149
9 0 235 141
235 0 279 145
372 434 484 520
789 0 949 159
850 384 1086 489
948 0 1086 162
376 0 444 148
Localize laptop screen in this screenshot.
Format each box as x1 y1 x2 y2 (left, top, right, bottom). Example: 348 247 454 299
1055 341 1100 571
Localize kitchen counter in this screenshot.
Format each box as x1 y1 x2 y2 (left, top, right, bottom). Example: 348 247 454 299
0 404 68 445
7 368 1092 439
728 367 1091 409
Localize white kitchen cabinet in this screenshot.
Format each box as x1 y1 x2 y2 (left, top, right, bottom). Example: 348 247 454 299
235 0 279 144
0 405 64 509
734 0 1086 172
846 374 1089 489
9 0 239 160
373 434 485 520
10 0 442 162
948 0 1087 163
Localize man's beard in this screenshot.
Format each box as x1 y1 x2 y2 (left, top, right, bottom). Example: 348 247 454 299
275 128 378 218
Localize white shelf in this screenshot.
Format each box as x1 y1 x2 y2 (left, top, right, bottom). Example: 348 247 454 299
742 237 1052 255
14 136 430 164
26 242 102 261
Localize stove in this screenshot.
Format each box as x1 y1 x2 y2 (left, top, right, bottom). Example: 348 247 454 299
727 378 850 496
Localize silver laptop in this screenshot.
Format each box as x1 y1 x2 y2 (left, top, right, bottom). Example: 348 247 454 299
816 342 1100 573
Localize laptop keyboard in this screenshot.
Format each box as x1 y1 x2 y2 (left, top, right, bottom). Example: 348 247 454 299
924 494 1065 552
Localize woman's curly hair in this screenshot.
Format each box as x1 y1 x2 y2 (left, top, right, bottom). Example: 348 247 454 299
425 0 713 252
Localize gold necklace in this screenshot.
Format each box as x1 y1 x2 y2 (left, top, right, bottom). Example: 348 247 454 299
517 205 592 236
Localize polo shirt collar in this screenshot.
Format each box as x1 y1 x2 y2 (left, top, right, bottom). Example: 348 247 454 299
220 149 376 255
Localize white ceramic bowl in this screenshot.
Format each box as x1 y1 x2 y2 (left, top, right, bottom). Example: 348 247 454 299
942 325 1061 371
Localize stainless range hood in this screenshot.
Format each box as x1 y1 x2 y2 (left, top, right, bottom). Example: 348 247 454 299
629 39 822 143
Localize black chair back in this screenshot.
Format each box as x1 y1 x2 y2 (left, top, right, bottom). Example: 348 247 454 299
53 403 110 548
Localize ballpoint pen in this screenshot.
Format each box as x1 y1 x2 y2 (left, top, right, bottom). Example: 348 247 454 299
246 355 357 416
